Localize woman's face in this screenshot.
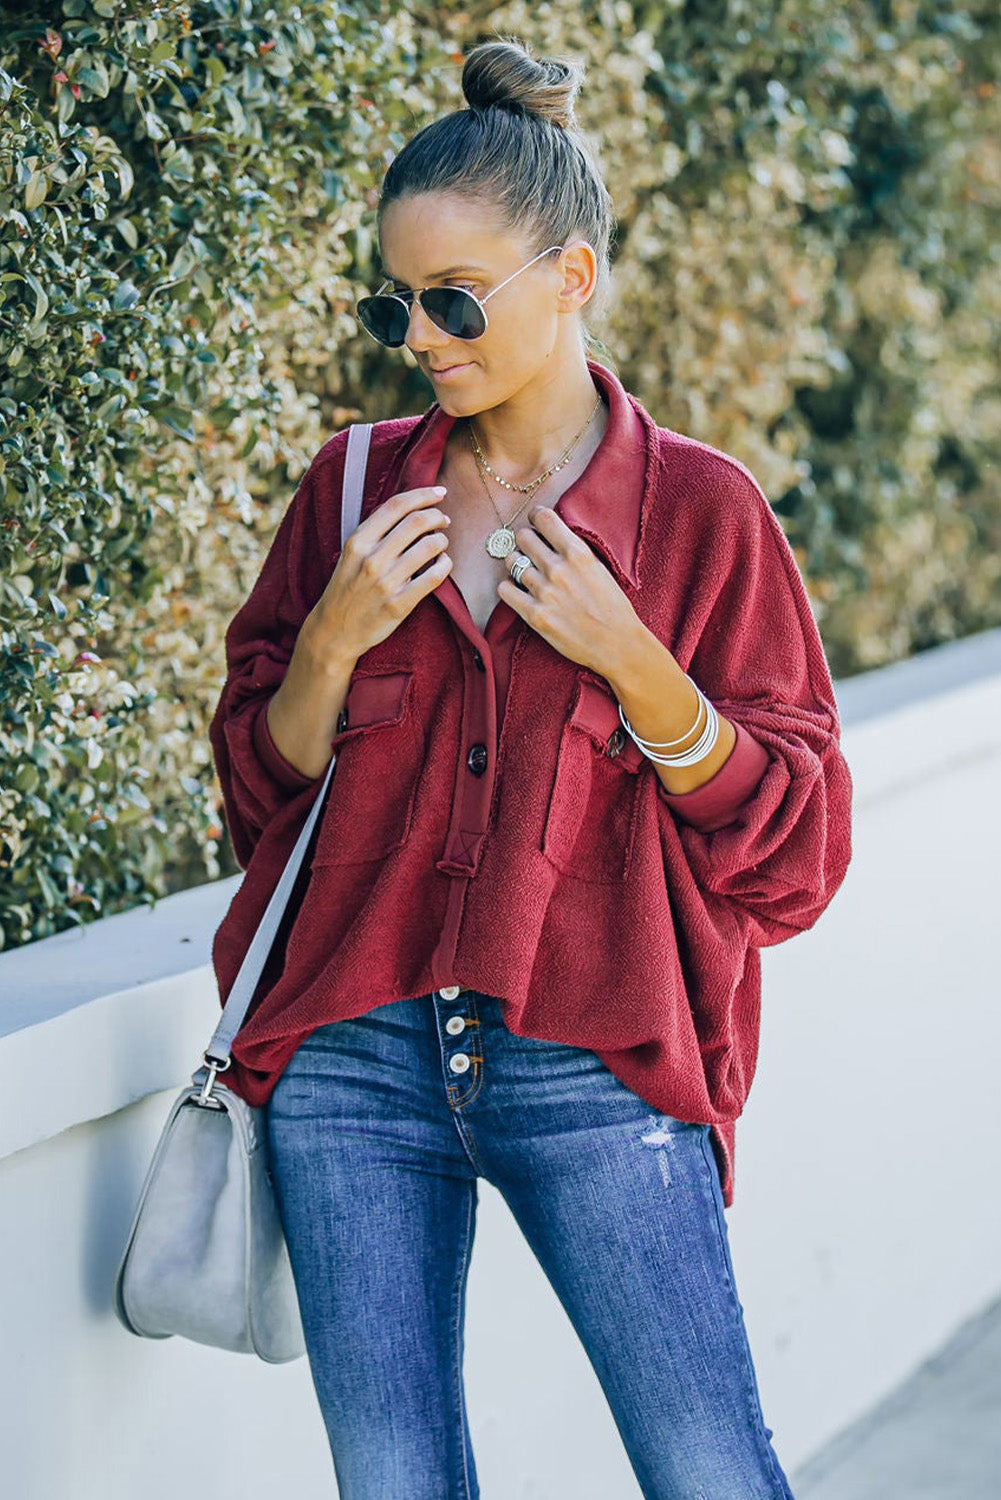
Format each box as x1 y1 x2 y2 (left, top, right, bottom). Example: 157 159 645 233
377 192 593 414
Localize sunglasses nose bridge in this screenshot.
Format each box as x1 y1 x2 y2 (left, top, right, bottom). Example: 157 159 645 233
404 291 452 348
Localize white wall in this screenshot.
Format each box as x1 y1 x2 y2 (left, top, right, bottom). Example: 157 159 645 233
2 628 999 1499
731 631 1001 1483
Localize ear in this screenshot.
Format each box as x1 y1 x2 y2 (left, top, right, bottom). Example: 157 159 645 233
556 239 598 315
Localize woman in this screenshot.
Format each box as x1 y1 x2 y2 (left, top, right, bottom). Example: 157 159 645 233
209 37 853 1500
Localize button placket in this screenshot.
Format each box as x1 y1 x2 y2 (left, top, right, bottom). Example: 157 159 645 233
435 988 482 1104
434 624 497 877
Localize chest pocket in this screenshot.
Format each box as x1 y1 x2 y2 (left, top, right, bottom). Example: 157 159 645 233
310 668 421 866
541 672 646 885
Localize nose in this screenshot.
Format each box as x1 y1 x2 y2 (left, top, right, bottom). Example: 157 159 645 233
404 296 451 355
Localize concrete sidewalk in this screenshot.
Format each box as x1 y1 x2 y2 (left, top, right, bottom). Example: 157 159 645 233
792 1294 1001 1499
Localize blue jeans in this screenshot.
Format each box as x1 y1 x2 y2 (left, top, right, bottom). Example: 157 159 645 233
265 989 796 1500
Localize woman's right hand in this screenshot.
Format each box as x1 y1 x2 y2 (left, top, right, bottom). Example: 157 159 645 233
305 484 453 661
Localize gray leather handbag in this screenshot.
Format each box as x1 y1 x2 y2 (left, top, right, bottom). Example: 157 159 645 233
112 422 373 1363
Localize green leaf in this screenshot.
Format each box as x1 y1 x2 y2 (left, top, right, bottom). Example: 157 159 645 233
112 280 140 310
95 393 126 422
114 157 134 200
77 66 110 97
15 763 40 793
25 172 47 210
158 405 196 442
36 866 60 909
23 272 50 333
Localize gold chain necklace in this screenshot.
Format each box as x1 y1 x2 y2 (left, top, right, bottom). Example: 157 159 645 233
469 394 602 558
470 449 536 554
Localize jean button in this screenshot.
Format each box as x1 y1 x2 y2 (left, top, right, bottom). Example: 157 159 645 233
449 1053 471 1074
438 985 461 1000
445 1015 466 1035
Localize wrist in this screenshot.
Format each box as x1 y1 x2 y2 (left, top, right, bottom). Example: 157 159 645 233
297 611 360 683
598 617 674 703
599 623 739 793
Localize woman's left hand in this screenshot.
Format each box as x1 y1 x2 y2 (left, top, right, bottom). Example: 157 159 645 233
495 505 641 677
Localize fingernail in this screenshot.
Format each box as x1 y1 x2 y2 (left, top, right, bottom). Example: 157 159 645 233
433 485 447 495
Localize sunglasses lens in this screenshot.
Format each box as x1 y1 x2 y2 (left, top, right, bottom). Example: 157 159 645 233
357 296 410 347
357 288 486 345
421 288 486 340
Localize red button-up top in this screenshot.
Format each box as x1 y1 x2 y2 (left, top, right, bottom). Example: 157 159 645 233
208 358 853 1206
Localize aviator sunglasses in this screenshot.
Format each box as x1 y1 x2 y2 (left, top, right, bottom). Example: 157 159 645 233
356 244 566 348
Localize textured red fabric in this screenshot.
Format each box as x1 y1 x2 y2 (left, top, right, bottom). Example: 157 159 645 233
208 358 853 1206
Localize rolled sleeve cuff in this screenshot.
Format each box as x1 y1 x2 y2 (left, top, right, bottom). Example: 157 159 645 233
251 696 326 790
656 719 771 832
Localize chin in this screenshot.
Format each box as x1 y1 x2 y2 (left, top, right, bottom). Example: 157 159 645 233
432 385 483 413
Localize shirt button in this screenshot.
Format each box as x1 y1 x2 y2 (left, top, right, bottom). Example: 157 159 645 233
606 727 626 757
445 1015 466 1035
472 649 486 671
449 1053 471 1074
467 742 488 776
438 985 461 1000
336 707 349 733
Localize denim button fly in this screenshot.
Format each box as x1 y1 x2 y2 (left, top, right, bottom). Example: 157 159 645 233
438 985 462 1000
449 1053 471 1074
445 1015 467 1035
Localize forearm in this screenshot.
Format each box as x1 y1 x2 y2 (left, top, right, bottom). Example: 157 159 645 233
600 621 737 795
265 618 359 781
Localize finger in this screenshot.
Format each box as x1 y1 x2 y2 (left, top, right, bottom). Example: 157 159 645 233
509 527 553 575
497 575 536 615
506 554 540 594
388 528 451 589
526 504 564 533
361 485 449 547
526 505 581 553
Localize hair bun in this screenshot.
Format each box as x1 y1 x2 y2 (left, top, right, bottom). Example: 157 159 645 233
462 38 584 130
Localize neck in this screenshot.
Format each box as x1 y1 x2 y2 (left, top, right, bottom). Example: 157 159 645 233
462 356 605 483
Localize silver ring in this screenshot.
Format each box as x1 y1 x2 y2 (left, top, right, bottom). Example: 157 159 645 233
510 553 534 586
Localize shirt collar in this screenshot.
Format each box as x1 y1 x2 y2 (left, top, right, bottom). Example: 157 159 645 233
389 358 650 591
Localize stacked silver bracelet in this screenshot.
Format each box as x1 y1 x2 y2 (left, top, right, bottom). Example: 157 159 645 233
618 674 720 767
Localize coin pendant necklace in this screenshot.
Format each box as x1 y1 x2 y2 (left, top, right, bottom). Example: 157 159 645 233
469 393 602 558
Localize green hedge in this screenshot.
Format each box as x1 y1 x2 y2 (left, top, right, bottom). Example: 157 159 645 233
2 1 998 952
0 0 449 946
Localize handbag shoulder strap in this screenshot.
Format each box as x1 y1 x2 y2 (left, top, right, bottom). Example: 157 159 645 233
203 422 373 1068
341 419 369 539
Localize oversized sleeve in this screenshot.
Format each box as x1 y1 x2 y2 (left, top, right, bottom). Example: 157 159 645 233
208 431 349 870
656 463 854 948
